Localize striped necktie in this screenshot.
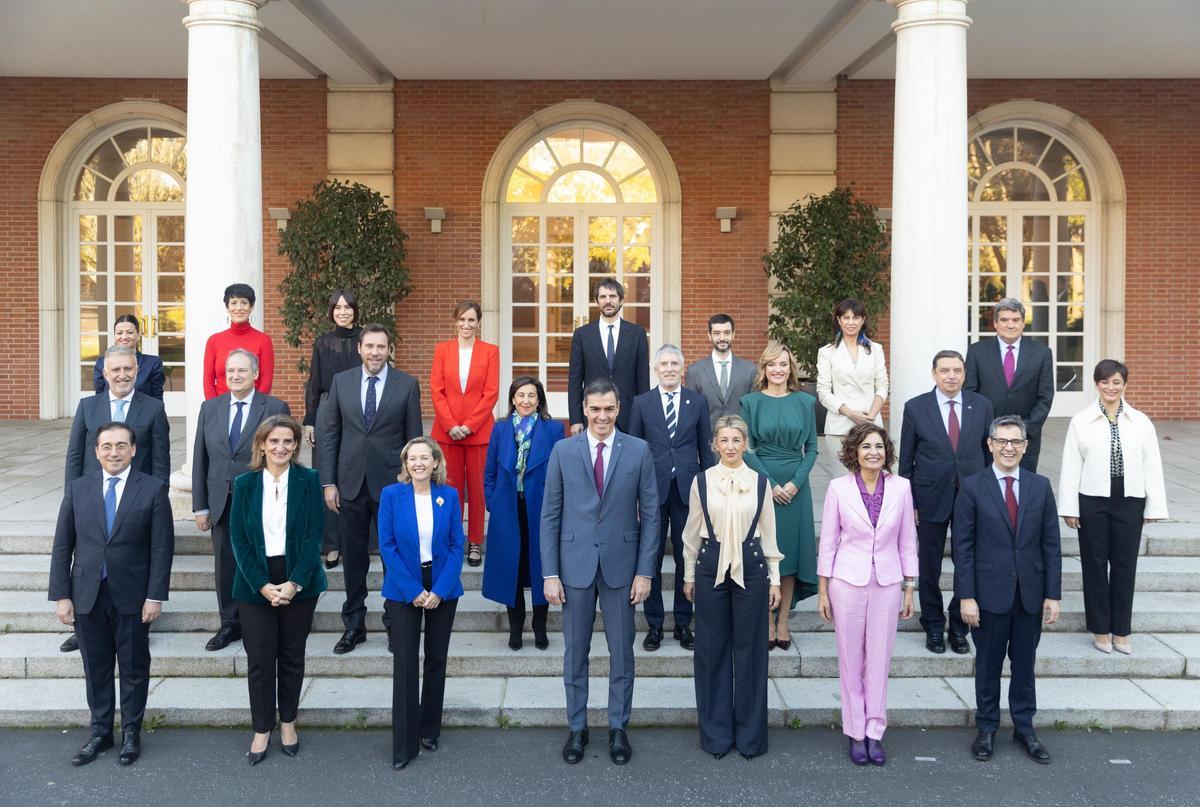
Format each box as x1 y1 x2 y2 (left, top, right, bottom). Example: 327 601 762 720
665 391 676 440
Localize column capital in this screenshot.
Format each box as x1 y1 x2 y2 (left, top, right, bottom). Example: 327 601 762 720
182 0 264 32
889 0 972 34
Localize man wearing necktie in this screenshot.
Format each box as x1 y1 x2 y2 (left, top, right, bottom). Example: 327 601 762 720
541 379 660 766
965 299 1055 471
953 415 1061 764
566 279 649 435
49 422 175 767
192 349 290 651
899 350 993 655
629 344 715 651
317 324 423 655
686 314 757 432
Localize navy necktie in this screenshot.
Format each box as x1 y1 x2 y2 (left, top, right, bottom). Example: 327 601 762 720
364 375 379 429
606 324 616 372
665 392 677 440
229 400 246 452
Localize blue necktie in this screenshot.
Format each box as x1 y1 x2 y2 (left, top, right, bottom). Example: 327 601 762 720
102 476 119 579
606 324 616 372
364 375 378 429
229 400 246 452
113 399 127 422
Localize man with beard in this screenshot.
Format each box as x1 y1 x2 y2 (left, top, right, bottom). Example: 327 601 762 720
686 314 757 432
567 279 649 434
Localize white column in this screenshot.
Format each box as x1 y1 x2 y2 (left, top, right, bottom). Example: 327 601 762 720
171 0 265 517
887 0 971 437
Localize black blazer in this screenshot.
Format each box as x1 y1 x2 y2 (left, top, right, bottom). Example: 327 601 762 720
628 386 715 507
952 467 1062 615
965 337 1054 454
316 365 423 501
48 469 175 615
192 392 291 523
567 319 649 431
898 389 993 523
65 392 170 486
93 352 166 400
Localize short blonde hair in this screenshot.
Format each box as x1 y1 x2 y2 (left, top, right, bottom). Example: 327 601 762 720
396 436 448 485
753 340 801 392
710 415 750 453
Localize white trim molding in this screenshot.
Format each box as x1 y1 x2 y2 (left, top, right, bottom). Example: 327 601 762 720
38 101 188 419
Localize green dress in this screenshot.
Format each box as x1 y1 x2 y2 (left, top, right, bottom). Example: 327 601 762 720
740 390 819 605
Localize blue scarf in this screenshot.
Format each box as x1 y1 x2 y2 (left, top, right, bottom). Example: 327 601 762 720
513 413 537 492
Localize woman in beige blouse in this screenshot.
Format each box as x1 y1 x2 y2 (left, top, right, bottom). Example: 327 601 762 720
683 415 783 760
816 298 889 452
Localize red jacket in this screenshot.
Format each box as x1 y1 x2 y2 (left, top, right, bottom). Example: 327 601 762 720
430 339 499 446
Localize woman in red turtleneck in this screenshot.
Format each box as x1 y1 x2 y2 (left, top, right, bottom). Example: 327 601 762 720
202 283 276 399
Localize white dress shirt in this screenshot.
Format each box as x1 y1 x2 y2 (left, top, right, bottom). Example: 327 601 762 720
658 385 681 419
711 350 733 384
598 317 620 356
108 390 135 421
458 346 473 393
992 464 1020 503
360 364 389 413
102 464 132 511
934 388 965 435
586 428 617 487
415 491 434 563
261 468 289 557
228 389 255 432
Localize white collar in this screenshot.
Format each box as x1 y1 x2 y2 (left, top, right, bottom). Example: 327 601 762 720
711 350 733 364
992 464 1020 483
587 428 618 452
108 389 135 404
230 389 255 407
362 365 389 384
935 388 963 406
105 464 132 485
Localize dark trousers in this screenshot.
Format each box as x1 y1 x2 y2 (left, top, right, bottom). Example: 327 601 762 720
1078 477 1146 636
240 556 318 733
386 566 458 764
917 518 966 637
340 486 385 634
971 584 1042 734
211 510 239 629
309 441 340 554
507 495 548 635
645 481 693 631
75 579 151 737
693 538 770 757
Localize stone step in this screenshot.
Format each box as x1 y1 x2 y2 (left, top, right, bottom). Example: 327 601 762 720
1 674 1196 730
4 630 1194 680
5 588 1200 635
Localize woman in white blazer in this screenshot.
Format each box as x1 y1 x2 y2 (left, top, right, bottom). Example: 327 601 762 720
1059 360 1167 656
816 299 889 451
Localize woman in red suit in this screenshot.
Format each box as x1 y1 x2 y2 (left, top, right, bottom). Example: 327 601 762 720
430 300 499 567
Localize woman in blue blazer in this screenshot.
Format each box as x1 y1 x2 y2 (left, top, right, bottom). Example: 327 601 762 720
482 376 564 650
378 437 465 771
229 415 327 764
93 314 166 399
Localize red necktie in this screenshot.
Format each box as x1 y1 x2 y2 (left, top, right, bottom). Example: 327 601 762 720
947 401 960 453
1005 476 1018 530
593 441 606 498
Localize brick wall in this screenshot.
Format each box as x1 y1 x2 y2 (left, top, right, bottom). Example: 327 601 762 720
838 78 1200 420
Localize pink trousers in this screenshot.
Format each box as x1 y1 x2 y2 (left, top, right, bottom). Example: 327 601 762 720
828 568 902 741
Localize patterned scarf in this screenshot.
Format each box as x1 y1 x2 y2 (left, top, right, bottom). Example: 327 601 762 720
1103 399 1125 477
513 413 536 492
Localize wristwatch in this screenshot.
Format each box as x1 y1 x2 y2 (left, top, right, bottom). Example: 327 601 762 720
291 582 303 593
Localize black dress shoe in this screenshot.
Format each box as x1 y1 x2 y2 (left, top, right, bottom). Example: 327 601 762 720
562 729 589 764
248 730 272 766
1013 731 1051 764
673 626 695 650
392 754 417 770
281 736 299 757
642 628 663 652
60 635 79 653
333 630 365 655
71 733 113 766
926 633 946 654
948 632 970 654
972 730 995 761
712 751 727 760
118 730 141 766
420 737 438 751
324 552 340 570
533 626 550 650
609 728 632 765
508 632 523 651
205 625 242 652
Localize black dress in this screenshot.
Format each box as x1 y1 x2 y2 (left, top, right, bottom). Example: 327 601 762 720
305 325 363 553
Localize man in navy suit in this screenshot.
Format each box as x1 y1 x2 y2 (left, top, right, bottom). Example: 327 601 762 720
629 344 714 651
953 415 1061 764
49 422 175 767
567 278 649 434
965 299 1055 471
899 350 993 655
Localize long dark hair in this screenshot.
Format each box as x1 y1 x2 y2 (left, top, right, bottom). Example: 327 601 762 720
831 298 872 353
506 376 551 420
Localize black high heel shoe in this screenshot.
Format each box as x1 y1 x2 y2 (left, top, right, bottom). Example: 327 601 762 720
281 727 299 757
247 730 272 766
324 552 340 570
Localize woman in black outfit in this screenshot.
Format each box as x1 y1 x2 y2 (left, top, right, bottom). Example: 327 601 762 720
303 289 363 569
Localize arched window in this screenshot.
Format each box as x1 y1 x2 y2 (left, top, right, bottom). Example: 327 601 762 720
502 127 660 414
968 124 1095 413
72 126 187 413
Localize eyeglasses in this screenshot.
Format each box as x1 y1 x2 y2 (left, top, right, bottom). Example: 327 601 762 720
989 438 1027 448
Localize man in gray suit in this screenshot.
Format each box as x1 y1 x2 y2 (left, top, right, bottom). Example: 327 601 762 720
685 314 757 431
541 378 660 766
192 349 290 651
318 324 423 655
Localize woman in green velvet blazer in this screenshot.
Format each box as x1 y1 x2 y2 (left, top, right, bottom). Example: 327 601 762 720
229 414 327 764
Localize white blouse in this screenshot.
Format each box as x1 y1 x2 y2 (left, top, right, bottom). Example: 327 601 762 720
415 492 434 563
816 339 889 436
458 347 473 393
261 467 289 557
681 463 783 587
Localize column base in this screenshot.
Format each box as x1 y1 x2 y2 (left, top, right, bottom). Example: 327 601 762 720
169 467 194 521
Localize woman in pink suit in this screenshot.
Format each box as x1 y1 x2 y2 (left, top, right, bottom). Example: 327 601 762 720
817 422 917 766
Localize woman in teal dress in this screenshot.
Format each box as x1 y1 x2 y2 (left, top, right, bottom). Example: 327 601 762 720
740 340 818 651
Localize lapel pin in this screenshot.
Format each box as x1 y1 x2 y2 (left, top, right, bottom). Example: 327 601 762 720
435 496 444 507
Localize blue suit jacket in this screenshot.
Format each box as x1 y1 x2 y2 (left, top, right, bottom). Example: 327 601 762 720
898 389 993 523
94 352 165 400
627 386 715 507
378 482 465 603
951 467 1062 615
